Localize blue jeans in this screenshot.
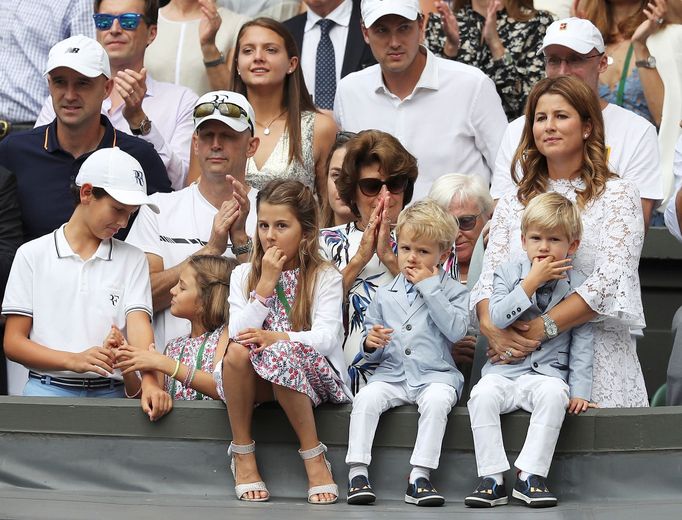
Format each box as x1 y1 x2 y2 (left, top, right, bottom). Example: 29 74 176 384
23 377 125 398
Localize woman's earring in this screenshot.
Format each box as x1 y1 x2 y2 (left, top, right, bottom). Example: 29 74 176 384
584 133 589 139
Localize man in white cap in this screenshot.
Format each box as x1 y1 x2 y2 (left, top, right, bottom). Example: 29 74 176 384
2 147 171 421
491 17 662 229
127 90 259 351
0 34 171 244
34 0 198 190
334 0 507 202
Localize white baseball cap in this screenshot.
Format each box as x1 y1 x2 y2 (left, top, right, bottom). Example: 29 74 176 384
361 0 421 28
44 34 111 78
540 17 605 55
193 90 255 135
76 147 160 213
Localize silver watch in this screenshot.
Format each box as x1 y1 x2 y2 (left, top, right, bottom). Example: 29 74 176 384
541 314 558 340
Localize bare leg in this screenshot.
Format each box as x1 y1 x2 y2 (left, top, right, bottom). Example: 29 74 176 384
222 343 272 500
273 383 336 503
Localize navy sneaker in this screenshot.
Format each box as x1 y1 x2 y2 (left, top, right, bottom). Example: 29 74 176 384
404 477 445 507
464 477 509 507
512 474 558 507
347 475 376 505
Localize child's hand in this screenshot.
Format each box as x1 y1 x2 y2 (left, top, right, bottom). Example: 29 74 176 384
528 257 572 285
68 347 116 377
257 246 288 296
103 325 125 350
114 341 164 374
567 397 590 414
236 328 289 352
404 263 438 284
365 324 393 351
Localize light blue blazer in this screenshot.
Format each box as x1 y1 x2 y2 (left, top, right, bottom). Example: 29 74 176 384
362 270 469 397
485 259 594 401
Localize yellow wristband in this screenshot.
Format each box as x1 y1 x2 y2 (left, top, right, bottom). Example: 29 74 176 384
170 359 181 379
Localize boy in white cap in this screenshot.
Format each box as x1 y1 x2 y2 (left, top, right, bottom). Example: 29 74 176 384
2 147 171 420
126 90 259 351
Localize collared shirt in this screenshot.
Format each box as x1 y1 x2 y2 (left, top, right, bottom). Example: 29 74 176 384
300 0 353 97
334 47 507 202
2 224 152 382
0 0 95 122
0 116 172 242
35 75 198 190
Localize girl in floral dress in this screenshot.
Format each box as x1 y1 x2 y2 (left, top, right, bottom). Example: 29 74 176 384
115 255 237 401
217 179 351 505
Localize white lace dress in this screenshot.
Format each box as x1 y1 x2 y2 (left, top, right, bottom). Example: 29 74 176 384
470 177 649 408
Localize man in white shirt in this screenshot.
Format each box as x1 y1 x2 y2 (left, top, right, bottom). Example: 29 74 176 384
491 17 662 230
126 91 259 349
334 0 507 202
35 0 198 190
283 0 376 109
664 135 682 241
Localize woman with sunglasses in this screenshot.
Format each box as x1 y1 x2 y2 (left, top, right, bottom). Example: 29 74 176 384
225 17 337 200
320 130 457 394
145 0 248 96
471 75 648 408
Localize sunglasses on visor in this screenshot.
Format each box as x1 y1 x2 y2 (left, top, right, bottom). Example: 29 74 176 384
193 101 254 134
93 13 145 31
357 175 409 197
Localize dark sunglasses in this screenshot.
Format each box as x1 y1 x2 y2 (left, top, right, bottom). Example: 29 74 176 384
193 101 254 134
456 213 481 231
93 13 145 31
357 175 409 197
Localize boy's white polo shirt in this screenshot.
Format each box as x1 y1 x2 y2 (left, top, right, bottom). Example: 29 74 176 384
2 225 153 382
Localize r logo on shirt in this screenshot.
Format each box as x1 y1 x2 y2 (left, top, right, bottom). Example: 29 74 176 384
110 294 120 306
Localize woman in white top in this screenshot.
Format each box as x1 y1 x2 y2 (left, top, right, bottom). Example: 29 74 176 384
145 0 249 95
471 75 648 408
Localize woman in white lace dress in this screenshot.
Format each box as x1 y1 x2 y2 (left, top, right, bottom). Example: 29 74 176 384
471 76 648 408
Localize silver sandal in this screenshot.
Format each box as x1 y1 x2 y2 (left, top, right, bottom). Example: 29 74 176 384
228 441 269 502
298 442 338 505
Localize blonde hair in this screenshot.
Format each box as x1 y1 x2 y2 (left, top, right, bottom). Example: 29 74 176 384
186 255 238 332
512 76 616 209
520 192 583 242
246 179 331 331
395 199 459 252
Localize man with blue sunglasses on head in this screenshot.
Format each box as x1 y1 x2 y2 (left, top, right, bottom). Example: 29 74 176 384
34 0 198 191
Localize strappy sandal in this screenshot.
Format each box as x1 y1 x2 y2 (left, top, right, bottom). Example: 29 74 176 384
228 441 270 502
298 442 338 505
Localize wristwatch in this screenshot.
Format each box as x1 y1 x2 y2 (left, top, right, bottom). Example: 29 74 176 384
131 116 152 136
635 55 657 69
541 314 559 340
231 236 253 256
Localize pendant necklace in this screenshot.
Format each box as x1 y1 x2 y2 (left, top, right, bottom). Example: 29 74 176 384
256 109 287 136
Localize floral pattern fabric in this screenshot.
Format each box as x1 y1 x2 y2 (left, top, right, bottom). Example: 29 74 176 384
320 222 459 394
424 6 554 120
164 325 224 400
599 68 654 125
471 178 649 408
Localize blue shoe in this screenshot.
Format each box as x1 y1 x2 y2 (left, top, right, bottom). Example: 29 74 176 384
404 477 445 507
512 474 558 508
464 477 508 507
347 475 376 505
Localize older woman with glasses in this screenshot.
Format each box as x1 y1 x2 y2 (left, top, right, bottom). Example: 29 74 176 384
320 130 457 394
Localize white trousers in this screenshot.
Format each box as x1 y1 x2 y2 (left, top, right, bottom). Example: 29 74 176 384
468 373 569 477
346 380 457 469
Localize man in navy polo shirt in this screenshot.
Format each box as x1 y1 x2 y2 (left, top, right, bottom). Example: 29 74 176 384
0 35 170 243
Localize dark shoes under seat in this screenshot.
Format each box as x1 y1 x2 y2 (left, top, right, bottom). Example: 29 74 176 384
404 477 445 507
347 475 376 505
512 474 558 507
464 477 509 508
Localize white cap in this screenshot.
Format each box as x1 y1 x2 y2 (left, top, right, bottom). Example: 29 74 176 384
76 148 160 213
361 0 421 28
540 17 605 55
193 90 255 135
44 34 111 78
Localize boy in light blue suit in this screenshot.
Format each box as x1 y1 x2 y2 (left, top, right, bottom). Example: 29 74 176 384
345 200 469 507
465 193 593 509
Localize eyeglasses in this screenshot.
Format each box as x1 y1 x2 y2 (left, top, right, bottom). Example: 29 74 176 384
335 131 357 144
93 13 146 31
543 53 603 69
357 175 409 197
193 101 254 134
456 213 481 231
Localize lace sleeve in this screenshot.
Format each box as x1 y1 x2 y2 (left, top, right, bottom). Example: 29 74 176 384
470 193 517 310
575 180 645 327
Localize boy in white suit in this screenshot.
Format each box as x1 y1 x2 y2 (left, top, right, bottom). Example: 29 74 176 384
465 193 593 509
345 200 469 507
